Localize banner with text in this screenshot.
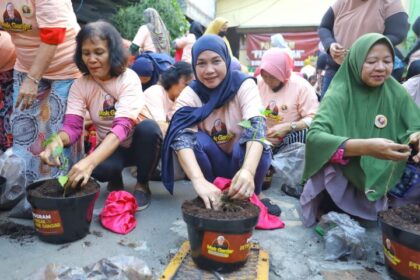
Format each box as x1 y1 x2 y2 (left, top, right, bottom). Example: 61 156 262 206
246 32 320 71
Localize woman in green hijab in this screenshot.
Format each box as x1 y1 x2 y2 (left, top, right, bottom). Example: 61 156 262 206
300 33 420 227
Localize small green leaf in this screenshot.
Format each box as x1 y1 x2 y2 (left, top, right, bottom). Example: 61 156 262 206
260 109 272 116
42 133 58 148
238 120 252 129
52 146 63 157
58 175 68 187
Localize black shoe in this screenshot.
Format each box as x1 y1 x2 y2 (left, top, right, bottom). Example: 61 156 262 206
260 198 281 216
133 190 151 211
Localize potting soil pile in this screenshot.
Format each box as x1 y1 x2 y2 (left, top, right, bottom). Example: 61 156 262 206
380 204 420 234
160 241 269 280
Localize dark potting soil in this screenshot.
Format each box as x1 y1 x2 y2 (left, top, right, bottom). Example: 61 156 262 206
0 220 36 244
380 204 420 234
182 197 260 220
28 178 99 198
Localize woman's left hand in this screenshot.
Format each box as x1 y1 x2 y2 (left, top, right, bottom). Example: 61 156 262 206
15 78 38 111
409 132 420 163
66 157 96 188
228 168 255 200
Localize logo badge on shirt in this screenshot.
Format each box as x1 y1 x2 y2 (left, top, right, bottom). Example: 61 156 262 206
374 114 387 129
264 100 282 123
211 119 234 144
99 94 116 120
1 2 33 32
280 104 288 113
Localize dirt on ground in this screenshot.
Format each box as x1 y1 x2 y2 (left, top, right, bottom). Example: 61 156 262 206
0 220 36 245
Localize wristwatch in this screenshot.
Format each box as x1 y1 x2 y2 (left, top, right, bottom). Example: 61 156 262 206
290 122 297 131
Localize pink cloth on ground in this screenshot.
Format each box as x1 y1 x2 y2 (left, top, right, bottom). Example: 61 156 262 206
100 191 138 234
213 177 284 230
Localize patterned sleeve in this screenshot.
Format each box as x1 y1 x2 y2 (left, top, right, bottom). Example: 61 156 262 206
171 129 197 151
239 116 269 149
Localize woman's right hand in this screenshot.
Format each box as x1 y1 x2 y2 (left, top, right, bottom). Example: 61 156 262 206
330 43 346 65
40 136 64 167
191 177 222 210
365 138 411 161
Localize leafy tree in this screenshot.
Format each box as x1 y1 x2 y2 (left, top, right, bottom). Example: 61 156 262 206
112 0 188 44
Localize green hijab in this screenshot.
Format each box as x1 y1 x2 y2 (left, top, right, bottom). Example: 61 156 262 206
303 33 420 201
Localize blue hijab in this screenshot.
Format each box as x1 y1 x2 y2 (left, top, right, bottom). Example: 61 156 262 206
161 34 253 194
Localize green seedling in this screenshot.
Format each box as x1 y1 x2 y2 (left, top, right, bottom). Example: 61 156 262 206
43 134 70 197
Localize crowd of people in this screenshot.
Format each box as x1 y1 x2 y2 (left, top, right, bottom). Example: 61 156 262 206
0 0 419 226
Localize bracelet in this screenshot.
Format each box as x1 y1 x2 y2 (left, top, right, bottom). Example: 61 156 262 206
26 74 40 84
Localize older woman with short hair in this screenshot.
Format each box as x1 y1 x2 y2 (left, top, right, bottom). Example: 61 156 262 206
41 21 162 211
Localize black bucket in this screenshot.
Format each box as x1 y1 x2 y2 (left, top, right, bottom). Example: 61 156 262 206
182 201 259 272
27 179 100 244
379 214 420 280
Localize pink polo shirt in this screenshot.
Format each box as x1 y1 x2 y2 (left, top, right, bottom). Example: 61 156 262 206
0 0 80 79
174 33 196 64
175 79 263 154
132 25 156 53
257 73 319 128
0 31 16 72
65 69 144 147
144 84 176 122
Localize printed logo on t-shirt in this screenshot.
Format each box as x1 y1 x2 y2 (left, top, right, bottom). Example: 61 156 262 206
1 1 33 32
264 100 282 123
211 119 234 144
99 94 116 120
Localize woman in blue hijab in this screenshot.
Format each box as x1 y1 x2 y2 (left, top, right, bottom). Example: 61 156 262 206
162 35 277 213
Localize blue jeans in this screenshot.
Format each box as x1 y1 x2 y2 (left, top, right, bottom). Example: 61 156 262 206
193 131 271 195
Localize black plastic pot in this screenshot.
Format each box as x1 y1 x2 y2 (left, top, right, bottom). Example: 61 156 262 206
379 215 420 280
27 179 100 244
182 202 260 272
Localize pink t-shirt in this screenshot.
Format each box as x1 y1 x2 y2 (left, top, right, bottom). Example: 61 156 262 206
257 73 319 128
144 84 175 122
174 33 196 64
65 69 145 147
175 79 263 154
0 0 80 79
0 31 16 72
132 25 156 53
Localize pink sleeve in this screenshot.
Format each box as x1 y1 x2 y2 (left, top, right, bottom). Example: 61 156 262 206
111 117 135 142
60 114 84 145
330 147 349 165
297 81 319 119
175 36 188 48
132 25 149 47
35 0 71 28
238 79 263 120
65 79 87 117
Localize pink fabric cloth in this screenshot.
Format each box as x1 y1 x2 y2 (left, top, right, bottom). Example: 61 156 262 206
60 114 83 145
330 148 349 165
213 177 285 230
260 48 294 82
111 117 135 142
100 191 137 234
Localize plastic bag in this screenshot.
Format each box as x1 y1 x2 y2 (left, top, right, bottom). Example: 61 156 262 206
317 212 367 261
271 142 305 197
0 148 26 210
28 255 152 280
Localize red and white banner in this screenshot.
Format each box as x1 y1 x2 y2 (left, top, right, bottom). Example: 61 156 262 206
246 32 320 71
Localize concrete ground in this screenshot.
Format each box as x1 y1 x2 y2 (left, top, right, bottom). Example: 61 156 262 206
0 170 392 280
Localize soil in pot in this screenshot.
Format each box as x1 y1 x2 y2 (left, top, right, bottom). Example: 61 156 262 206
379 204 420 280
182 197 260 273
28 178 98 198
27 178 100 244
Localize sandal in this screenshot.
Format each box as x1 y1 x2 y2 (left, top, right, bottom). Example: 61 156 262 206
260 198 281 216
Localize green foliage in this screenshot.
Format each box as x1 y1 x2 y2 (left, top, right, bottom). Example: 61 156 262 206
238 120 252 129
58 176 69 188
112 0 189 44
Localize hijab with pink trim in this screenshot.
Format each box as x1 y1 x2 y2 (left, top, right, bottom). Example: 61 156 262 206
260 48 294 83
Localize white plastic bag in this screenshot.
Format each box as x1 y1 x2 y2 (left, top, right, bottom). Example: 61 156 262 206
0 148 26 210
271 142 305 196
